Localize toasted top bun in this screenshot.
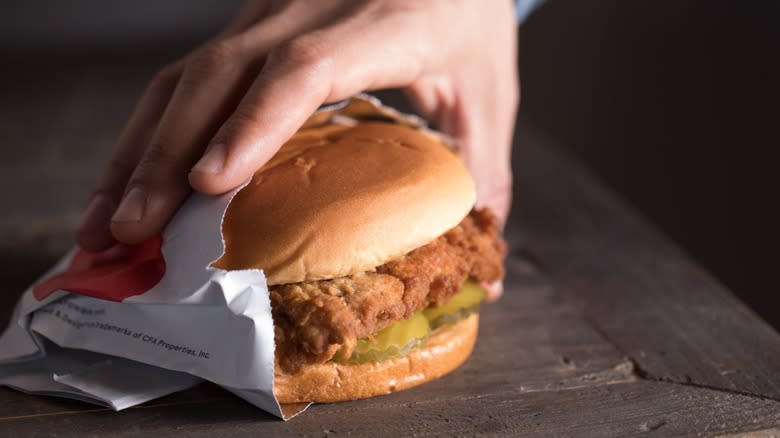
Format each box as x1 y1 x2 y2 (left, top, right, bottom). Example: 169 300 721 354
213 121 476 285
274 314 479 403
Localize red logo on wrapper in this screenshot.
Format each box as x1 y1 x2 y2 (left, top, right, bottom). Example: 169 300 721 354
33 235 166 302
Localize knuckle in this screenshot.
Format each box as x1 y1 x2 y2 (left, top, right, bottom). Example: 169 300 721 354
133 141 182 181
378 0 426 20
148 62 182 93
186 40 239 79
269 35 333 100
374 0 430 32
106 156 136 181
273 34 332 73
93 156 136 199
222 105 262 136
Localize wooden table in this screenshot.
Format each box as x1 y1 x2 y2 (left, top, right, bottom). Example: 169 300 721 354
1 62 779 437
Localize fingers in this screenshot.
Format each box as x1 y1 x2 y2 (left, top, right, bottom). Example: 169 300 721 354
458 87 516 229
97 4 352 246
407 74 516 227
187 38 330 194
406 14 518 227
190 8 432 194
108 38 258 244
76 62 183 251
482 280 504 304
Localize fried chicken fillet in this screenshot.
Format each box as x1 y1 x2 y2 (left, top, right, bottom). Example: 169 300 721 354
271 208 505 373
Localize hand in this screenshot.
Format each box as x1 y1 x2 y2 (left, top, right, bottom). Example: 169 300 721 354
75 0 518 252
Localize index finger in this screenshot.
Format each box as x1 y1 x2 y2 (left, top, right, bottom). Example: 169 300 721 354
189 11 432 194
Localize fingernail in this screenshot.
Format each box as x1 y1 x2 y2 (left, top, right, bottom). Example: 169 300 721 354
482 280 503 303
191 143 225 174
77 194 114 231
112 186 147 222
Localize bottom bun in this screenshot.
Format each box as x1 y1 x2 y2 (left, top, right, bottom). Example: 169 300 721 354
274 314 479 403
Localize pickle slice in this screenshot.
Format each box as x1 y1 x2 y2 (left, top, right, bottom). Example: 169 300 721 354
336 311 430 364
423 281 486 329
332 281 487 364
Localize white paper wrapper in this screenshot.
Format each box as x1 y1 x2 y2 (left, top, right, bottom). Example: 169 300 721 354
0 95 444 419
0 187 295 417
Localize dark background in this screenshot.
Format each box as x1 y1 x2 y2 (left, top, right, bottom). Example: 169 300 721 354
519 1 780 328
2 1 778 328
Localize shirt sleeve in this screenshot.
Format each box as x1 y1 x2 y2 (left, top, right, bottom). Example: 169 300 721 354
516 0 545 24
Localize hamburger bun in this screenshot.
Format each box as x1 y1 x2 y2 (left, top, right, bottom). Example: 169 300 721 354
274 314 479 403
212 122 476 285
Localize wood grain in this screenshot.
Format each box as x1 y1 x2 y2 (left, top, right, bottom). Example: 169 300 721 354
2 380 779 437
512 128 780 400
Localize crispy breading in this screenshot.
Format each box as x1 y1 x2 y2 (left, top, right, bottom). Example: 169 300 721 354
271 209 506 373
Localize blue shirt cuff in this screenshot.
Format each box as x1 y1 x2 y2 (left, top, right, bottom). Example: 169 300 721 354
516 0 544 23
